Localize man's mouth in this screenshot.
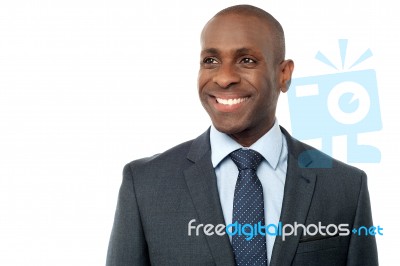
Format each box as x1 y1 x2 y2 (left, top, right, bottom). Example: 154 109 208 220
215 97 249 106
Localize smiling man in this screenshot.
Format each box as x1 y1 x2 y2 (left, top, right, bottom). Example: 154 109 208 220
107 5 378 266
198 8 293 147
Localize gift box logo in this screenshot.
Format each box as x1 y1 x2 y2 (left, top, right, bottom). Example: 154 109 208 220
288 39 382 164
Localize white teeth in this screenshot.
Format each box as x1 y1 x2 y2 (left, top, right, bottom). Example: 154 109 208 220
216 97 248 105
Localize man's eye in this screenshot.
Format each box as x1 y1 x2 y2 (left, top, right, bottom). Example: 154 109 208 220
203 58 218 64
240 58 256 64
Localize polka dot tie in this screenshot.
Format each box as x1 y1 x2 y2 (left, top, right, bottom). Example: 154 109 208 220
230 149 267 266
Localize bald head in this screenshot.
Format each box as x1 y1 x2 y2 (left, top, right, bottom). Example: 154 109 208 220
204 5 285 64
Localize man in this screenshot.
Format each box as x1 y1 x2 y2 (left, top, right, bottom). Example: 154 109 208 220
107 5 378 266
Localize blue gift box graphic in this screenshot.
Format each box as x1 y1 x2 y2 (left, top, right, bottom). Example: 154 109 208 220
288 40 382 163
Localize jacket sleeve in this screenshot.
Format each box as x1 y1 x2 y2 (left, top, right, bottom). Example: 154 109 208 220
346 171 379 265
106 163 150 266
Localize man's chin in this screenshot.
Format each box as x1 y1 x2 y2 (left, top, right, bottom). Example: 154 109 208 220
212 121 247 135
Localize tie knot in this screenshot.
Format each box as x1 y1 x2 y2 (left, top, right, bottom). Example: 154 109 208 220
230 149 263 171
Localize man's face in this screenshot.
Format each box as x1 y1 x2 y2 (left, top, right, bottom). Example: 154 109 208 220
198 13 292 146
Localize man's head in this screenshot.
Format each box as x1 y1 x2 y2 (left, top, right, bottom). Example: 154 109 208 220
198 5 294 147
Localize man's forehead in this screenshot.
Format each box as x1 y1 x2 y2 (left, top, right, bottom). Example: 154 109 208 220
203 13 267 32
201 17 271 51
201 14 271 43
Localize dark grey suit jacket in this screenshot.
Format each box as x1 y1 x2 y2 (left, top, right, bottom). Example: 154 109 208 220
106 127 378 265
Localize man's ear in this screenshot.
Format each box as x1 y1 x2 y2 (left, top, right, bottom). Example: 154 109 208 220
279 59 294 93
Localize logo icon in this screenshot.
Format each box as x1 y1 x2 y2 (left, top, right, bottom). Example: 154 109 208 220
288 39 382 163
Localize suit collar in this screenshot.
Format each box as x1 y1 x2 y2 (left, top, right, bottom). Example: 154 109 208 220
184 128 236 265
186 127 211 163
269 127 317 266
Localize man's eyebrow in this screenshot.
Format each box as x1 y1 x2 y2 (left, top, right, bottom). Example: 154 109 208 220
201 47 257 54
200 47 261 58
201 48 219 55
235 48 255 56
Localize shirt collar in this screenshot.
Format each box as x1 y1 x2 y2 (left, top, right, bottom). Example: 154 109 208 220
210 119 283 170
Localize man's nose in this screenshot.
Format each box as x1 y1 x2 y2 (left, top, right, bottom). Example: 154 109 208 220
212 64 241 89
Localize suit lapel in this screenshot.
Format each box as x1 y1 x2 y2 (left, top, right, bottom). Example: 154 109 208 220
183 129 235 266
270 128 317 266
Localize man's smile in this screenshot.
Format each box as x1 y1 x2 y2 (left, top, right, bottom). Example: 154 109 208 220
215 96 249 105
209 95 250 112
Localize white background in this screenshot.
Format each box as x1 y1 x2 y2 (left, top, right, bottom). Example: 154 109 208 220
0 0 399 265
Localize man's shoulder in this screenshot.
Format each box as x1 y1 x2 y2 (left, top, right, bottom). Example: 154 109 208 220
124 138 195 173
282 127 365 177
299 139 364 174
286 134 368 200
123 127 211 176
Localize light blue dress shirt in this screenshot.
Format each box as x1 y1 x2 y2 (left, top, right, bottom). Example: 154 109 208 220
210 120 288 264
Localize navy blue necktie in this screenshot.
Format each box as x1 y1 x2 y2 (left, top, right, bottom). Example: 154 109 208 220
230 149 267 266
